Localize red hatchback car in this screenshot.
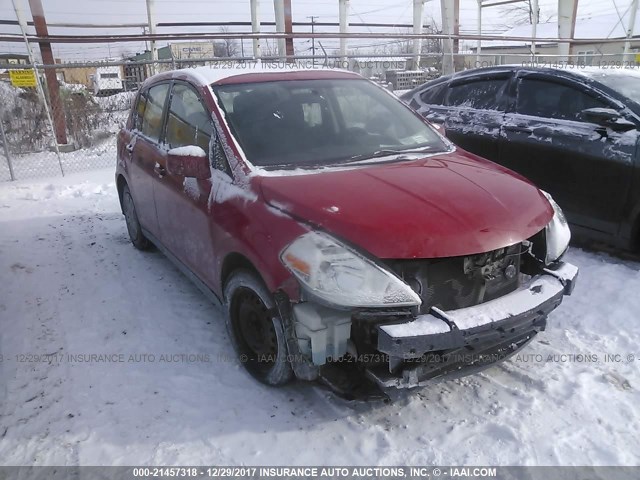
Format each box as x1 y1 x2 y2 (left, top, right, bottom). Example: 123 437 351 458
116 66 577 393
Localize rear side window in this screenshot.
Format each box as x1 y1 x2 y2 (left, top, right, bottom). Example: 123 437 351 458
166 83 213 152
141 83 170 142
419 83 447 105
446 78 509 110
516 78 608 121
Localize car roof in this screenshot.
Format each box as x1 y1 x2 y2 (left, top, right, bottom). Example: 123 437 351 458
426 65 640 84
401 65 626 97
142 65 361 88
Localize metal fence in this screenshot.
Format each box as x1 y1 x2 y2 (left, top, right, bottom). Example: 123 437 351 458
1 49 637 182
0 62 135 182
0 55 436 182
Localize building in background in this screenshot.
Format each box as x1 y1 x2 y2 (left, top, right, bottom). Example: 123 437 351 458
123 41 219 90
0 53 29 65
56 63 97 87
0 54 30 82
348 57 408 78
471 12 640 66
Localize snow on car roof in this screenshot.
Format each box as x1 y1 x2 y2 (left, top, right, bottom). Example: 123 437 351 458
184 64 359 86
474 64 640 79
570 67 640 79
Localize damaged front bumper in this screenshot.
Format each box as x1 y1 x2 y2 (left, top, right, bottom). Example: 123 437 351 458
368 261 578 388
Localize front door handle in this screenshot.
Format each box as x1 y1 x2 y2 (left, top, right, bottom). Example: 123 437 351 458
154 163 166 178
504 125 534 134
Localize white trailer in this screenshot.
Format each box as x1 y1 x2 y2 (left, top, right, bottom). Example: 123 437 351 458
90 66 124 96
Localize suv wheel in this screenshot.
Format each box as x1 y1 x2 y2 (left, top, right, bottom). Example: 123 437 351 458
122 184 151 250
224 270 293 386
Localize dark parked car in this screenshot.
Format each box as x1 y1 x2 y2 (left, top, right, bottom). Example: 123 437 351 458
401 66 640 251
116 67 577 394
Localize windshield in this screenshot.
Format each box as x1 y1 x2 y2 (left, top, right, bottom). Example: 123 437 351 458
582 70 640 104
212 78 447 168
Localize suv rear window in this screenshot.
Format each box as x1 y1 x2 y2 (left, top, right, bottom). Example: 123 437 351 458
446 78 509 110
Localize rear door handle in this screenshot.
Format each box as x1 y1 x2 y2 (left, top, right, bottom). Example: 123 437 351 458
504 125 534 134
154 163 166 178
125 143 134 153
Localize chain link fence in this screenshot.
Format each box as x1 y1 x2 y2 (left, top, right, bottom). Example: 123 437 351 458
2 50 634 182
0 55 436 182
0 62 136 182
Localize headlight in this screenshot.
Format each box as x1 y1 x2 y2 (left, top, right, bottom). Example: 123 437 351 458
280 231 422 309
541 191 571 264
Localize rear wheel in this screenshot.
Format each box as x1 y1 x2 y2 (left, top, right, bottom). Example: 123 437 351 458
224 270 293 386
122 184 151 250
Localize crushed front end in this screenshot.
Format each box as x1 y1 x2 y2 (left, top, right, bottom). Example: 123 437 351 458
276 193 577 392
363 252 577 388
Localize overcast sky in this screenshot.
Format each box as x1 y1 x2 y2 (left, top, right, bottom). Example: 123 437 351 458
0 0 631 61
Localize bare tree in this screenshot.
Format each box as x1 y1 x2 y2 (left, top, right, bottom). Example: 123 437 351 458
497 0 555 29
421 16 443 57
214 26 239 58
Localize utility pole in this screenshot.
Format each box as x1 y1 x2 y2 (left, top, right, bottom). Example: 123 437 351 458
624 0 639 61
531 0 539 58
307 16 318 63
440 0 455 74
13 0 65 174
557 0 578 63
476 0 482 66
250 0 261 59
284 0 294 61
412 0 425 70
274 0 286 58
339 0 349 62
453 0 460 70
145 0 157 74
27 0 68 146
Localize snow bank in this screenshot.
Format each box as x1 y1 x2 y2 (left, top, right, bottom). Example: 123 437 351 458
0 170 639 466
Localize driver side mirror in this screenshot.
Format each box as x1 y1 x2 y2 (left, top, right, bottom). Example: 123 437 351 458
578 107 636 131
167 146 211 179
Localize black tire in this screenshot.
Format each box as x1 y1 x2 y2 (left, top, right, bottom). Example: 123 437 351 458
224 269 294 386
122 184 151 251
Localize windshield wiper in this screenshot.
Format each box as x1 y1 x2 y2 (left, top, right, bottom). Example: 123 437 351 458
343 146 438 164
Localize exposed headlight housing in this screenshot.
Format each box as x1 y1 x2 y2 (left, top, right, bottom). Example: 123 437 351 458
541 191 571 264
280 231 422 309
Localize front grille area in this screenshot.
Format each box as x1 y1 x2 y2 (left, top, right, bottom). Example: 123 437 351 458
385 244 523 313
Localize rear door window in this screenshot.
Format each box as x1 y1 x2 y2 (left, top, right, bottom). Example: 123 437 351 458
141 83 170 142
446 77 509 110
516 78 608 121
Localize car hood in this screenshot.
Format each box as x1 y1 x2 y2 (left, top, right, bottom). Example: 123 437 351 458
256 151 553 259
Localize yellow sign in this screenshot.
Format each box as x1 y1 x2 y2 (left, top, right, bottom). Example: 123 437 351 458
636 53 640 63
9 69 37 88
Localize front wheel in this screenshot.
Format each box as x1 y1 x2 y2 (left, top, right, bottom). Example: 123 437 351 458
224 270 293 386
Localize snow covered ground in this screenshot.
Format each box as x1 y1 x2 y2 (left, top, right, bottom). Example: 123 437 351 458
1 168 639 466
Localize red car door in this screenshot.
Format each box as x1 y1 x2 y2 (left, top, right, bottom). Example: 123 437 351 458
153 81 218 286
128 82 170 237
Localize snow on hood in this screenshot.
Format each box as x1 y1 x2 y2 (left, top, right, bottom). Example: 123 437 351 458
257 152 554 259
